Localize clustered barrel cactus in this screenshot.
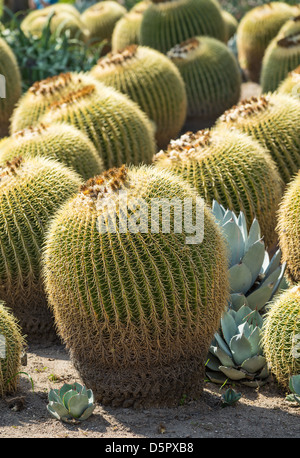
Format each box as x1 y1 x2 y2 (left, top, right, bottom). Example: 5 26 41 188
167 36 241 123
43 164 229 407
0 301 25 397
153 127 283 249
90 44 187 148
0 155 82 341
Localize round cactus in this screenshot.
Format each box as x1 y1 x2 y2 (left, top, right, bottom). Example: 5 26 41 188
10 72 98 134
42 164 229 407
0 38 22 139
262 285 300 389
0 123 104 180
81 1 126 44
139 0 226 54
0 302 25 397
236 2 294 82
217 93 300 185
277 64 300 98
222 10 238 43
41 82 156 169
153 127 283 249
0 156 83 341
90 44 187 148
111 1 150 52
260 30 300 93
277 171 300 284
167 36 241 122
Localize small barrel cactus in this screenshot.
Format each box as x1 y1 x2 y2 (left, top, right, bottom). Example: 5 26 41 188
167 36 241 123
262 285 300 389
0 123 104 180
222 10 238 43
236 2 295 82
81 1 126 44
111 1 150 52
153 127 283 249
277 65 300 98
260 30 300 93
0 38 22 138
0 301 25 397
217 93 300 185
139 0 226 54
277 170 300 284
10 71 98 134
42 164 229 407
90 44 187 148
0 155 83 341
41 82 156 169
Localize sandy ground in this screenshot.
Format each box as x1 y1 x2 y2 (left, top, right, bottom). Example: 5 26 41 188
0 341 299 439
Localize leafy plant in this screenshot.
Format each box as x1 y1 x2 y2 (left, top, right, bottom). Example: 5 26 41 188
221 387 242 407
286 375 300 406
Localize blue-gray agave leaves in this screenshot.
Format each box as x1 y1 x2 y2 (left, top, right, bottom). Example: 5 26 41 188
212 200 287 312
286 375 300 405
47 382 95 423
206 304 269 387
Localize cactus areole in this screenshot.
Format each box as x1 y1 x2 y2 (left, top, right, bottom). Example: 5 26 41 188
43 164 229 407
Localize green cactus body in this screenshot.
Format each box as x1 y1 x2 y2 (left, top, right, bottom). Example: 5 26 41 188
153 128 283 249
236 2 294 82
0 156 83 341
0 123 104 180
139 0 226 54
90 44 187 149
10 72 98 134
222 10 238 43
262 285 300 389
278 65 300 98
81 1 127 43
0 38 22 139
42 164 229 407
40 82 156 169
277 171 300 284
217 93 300 185
260 30 300 93
111 2 150 52
167 36 241 122
0 302 25 396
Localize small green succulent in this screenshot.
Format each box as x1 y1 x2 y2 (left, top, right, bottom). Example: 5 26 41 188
286 375 300 405
47 382 95 423
221 387 242 407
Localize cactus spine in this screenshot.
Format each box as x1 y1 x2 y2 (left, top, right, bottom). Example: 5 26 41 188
90 44 187 148
0 156 83 341
43 164 229 407
167 36 241 122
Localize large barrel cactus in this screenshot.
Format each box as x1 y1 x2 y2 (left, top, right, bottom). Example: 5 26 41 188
167 36 241 123
139 0 226 54
10 72 98 134
153 127 283 249
81 1 126 44
217 93 300 185
0 156 82 341
90 44 187 148
0 302 25 397
43 164 229 407
41 82 156 169
277 170 300 284
0 123 104 180
262 285 300 389
0 38 22 138
236 2 294 82
260 30 300 93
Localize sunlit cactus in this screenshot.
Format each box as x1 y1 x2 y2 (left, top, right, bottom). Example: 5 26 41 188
277 65 300 98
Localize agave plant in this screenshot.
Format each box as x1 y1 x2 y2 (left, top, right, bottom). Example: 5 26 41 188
212 200 286 313
221 387 242 407
206 305 269 387
47 382 95 423
286 375 300 406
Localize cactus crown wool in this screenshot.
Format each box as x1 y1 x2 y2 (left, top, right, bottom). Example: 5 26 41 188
41 80 156 169
217 93 300 184
0 123 104 180
90 44 187 148
42 164 229 407
153 127 283 249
